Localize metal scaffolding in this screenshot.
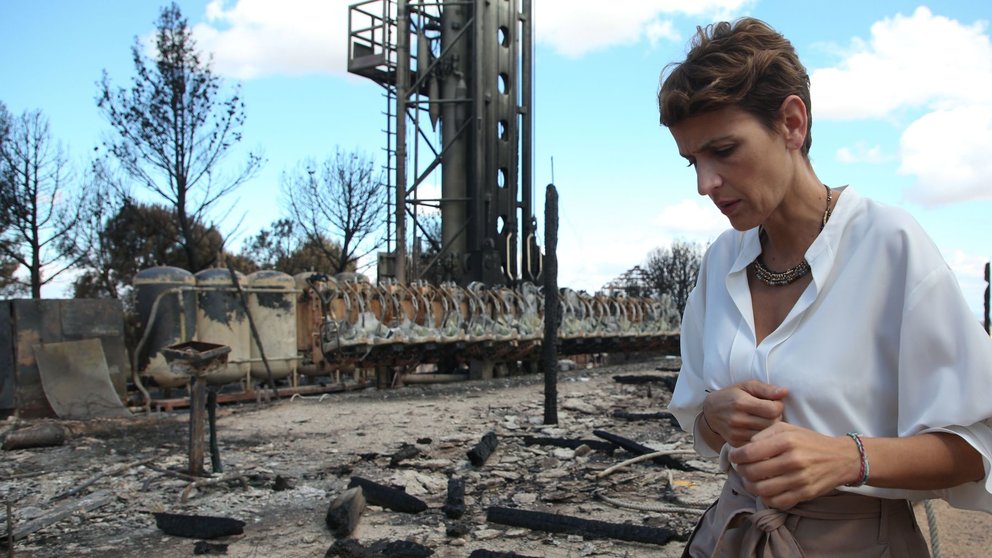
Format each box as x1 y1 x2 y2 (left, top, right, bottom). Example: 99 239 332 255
347 0 540 286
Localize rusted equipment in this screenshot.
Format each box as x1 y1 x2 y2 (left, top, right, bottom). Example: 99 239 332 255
33 339 131 420
162 341 231 476
1 299 130 419
131 266 681 404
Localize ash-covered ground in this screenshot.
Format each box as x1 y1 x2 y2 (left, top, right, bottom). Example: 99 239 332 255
2 357 988 557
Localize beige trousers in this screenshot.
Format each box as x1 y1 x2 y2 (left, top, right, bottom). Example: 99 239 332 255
683 470 930 557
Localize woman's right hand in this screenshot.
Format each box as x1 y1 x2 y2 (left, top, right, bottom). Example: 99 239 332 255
701 380 788 447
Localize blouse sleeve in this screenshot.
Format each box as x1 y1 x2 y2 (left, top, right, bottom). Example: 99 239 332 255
897 259 992 512
667 252 720 457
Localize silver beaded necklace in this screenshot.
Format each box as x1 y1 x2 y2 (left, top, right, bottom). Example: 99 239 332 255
751 184 833 287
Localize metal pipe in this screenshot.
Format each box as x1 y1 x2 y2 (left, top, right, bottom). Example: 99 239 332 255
395 0 411 284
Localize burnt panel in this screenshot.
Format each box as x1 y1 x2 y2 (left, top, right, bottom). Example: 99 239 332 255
0 301 15 414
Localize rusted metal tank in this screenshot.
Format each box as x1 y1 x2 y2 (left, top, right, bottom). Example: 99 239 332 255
133 266 197 388
194 268 250 385
247 270 297 382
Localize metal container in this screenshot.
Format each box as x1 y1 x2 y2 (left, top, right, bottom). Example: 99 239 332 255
247 270 297 381
194 268 250 385
133 266 197 387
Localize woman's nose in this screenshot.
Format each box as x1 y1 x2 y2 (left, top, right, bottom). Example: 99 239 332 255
696 162 722 196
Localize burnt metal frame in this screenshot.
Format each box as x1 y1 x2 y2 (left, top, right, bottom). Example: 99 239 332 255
347 0 538 286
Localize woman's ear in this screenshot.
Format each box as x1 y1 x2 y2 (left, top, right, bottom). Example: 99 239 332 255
778 95 808 151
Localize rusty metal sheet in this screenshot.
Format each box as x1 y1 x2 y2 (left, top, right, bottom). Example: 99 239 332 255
33 339 130 419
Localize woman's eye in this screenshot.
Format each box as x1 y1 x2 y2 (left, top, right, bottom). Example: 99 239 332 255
685 159 696 168
713 145 735 157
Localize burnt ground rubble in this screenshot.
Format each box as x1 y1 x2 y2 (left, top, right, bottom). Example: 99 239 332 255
3 357 729 557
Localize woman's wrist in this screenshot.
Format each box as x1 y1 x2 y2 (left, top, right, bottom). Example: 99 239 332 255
843 432 871 487
701 411 720 437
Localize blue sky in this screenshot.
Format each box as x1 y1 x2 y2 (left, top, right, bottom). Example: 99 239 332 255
2 1 991 318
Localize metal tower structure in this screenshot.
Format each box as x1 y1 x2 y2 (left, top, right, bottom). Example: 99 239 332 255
347 0 540 286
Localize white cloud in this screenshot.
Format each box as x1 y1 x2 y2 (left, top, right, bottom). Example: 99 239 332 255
653 198 727 238
556 198 726 293
193 0 352 78
646 20 681 48
812 7 992 120
534 0 750 58
942 248 989 322
899 104 992 205
835 142 886 164
812 7 992 206
187 0 751 77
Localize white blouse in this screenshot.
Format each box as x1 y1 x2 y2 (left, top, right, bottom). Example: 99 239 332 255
668 187 992 512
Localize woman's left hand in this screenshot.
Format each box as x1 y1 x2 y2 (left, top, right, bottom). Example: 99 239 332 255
728 422 861 509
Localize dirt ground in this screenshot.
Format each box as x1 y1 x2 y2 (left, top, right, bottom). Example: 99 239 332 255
2 357 991 557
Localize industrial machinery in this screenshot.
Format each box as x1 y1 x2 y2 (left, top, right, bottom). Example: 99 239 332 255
124 2 683 406
348 0 541 286
133 269 681 396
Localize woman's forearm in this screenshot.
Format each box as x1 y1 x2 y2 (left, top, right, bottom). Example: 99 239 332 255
862 432 985 490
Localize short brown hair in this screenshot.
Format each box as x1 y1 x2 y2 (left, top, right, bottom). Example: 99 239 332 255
658 18 812 155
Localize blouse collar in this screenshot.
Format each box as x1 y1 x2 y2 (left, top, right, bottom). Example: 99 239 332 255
727 185 856 280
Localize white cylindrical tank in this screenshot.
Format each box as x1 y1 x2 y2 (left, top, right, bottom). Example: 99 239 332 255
133 266 197 388
194 268 250 385
247 270 297 381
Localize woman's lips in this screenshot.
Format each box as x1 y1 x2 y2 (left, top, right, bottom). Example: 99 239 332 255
716 199 740 216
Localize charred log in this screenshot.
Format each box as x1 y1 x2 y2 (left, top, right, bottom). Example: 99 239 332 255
486 506 684 545
467 431 499 467
154 512 245 539
442 477 465 519
347 476 427 514
325 487 366 538
389 443 421 468
593 430 694 471
2 422 68 450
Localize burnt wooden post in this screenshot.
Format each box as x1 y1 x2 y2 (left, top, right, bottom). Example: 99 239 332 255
542 184 560 425
189 374 207 477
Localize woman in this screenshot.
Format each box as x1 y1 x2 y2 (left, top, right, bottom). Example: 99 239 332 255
662 17 992 556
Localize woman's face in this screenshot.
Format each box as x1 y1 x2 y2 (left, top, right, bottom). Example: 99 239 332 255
669 106 794 231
